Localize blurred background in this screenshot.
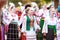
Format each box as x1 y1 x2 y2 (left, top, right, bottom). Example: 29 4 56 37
8 0 59 8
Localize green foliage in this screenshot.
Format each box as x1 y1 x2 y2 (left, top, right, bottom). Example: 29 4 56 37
9 0 52 8
8 0 22 7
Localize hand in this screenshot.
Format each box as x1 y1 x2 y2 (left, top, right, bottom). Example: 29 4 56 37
18 32 21 38
36 29 40 33
23 32 26 36
18 27 20 32
43 33 46 36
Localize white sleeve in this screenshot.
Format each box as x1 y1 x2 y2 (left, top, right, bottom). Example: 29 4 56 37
34 16 41 31
18 11 25 26
4 13 13 25
38 9 43 17
21 16 26 32
42 18 48 33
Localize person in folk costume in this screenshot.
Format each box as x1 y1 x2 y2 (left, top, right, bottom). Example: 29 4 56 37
0 0 7 40
31 2 43 40
39 4 49 30
18 2 25 29
42 7 57 40
50 5 57 40
7 2 19 40
35 4 49 40
15 2 24 40
31 2 39 23
2 6 9 40
18 4 33 40
21 5 40 40
18 3 27 28
17 2 23 21
56 6 60 40
15 7 22 40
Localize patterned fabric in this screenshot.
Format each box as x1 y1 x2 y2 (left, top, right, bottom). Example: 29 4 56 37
48 25 56 34
46 25 56 40
46 28 54 40
7 23 18 40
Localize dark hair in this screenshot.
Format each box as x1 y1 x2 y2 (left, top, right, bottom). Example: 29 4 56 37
25 4 31 9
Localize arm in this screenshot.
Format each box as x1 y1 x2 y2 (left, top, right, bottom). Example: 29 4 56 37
42 18 48 33
21 16 26 32
34 16 41 31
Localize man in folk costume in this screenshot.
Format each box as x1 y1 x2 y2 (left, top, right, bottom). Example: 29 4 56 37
42 8 57 40
0 0 7 40
56 6 60 40
21 6 40 40
7 2 19 40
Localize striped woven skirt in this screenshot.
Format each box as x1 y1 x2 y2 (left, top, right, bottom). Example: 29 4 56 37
7 23 18 40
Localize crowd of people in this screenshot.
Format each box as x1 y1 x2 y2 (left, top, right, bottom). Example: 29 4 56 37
0 1 60 40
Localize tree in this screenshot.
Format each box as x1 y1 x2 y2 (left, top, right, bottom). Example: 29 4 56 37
54 0 59 8
9 0 52 8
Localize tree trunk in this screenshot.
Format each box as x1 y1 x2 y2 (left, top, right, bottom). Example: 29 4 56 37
54 0 59 8
0 0 7 40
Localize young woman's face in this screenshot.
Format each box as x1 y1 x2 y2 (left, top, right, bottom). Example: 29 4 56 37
50 8 56 16
28 7 34 15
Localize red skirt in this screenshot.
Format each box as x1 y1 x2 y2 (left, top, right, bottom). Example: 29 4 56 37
4 25 8 33
0 27 2 40
21 33 26 40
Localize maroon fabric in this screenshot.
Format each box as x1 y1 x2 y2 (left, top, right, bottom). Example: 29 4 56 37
21 33 26 40
15 10 22 20
0 27 2 40
4 25 8 33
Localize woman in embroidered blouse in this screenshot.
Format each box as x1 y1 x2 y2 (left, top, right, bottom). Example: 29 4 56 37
21 5 40 40
7 3 19 40
42 7 57 40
